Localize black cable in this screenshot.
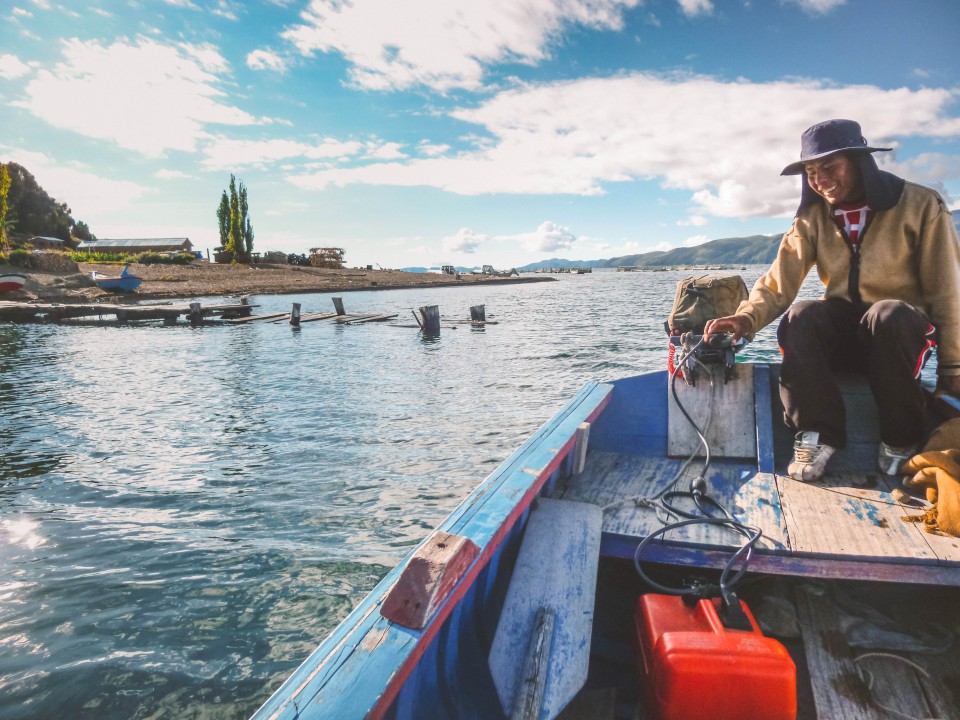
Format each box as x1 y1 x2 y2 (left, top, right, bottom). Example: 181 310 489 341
634 334 763 605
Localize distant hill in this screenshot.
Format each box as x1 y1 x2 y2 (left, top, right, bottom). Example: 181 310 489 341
519 233 783 271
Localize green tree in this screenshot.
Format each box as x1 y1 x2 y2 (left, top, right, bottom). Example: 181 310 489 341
5 162 73 241
216 191 230 249
72 220 95 243
244 217 254 260
218 174 254 263
0 164 10 252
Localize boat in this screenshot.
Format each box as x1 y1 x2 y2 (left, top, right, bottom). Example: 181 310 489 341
92 264 142 292
0 272 26 292
252 341 960 719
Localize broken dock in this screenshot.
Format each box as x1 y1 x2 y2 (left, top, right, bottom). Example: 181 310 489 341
0 299 257 325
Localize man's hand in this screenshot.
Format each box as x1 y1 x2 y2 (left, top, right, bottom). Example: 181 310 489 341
703 314 753 342
936 374 960 399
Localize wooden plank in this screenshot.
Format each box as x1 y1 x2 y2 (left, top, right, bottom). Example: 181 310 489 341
562 451 788 553
794 583 884 720
754 362 776 473
346 312 399 324
668 363 755 458
226 311 289 324
488 498 602 720
777 471 942 564
794 582 942 720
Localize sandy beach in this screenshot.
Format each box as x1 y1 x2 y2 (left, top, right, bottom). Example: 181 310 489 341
4 261 553 303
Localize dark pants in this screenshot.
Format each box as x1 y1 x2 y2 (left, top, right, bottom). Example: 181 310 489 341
777 298 935 449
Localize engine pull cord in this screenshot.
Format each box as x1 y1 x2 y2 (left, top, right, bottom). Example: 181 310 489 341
632 334 764 617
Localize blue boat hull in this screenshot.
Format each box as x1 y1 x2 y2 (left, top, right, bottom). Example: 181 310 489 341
95 277 142 292
252 364 960 720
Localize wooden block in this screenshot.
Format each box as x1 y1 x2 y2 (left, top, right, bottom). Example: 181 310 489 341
379 531 479 630
668 363 755 459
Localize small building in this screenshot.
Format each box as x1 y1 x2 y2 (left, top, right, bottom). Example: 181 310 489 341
308 247 345 269
76 238 193 254
29 236 66 250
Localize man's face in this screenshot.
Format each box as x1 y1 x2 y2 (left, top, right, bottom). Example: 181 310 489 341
803 153 865 205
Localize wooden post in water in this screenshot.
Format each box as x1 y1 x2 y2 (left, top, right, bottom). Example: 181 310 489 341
332 297 345 316
188 302 203 325
470 304 486 323
419 305 440 335
289 303 301 327
239 296 253 317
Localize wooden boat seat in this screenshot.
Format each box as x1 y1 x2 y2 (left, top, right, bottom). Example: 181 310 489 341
489 497 603 720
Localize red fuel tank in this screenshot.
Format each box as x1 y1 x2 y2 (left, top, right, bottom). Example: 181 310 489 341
634 594 796 720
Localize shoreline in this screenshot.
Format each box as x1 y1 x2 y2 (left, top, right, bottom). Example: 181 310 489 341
3 262 555 303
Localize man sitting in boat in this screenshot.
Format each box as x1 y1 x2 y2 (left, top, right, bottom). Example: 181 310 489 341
705 118 960 482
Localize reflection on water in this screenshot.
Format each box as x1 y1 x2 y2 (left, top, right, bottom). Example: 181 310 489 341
0 269 822 718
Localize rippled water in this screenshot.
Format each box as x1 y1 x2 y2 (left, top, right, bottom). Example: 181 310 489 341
1 268 812 718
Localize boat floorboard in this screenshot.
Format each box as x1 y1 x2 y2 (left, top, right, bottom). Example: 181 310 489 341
560 450 960 584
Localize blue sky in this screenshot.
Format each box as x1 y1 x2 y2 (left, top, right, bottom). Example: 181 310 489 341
2 0 959 269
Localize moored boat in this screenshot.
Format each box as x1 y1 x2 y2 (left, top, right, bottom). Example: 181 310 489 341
252 348 960 719
92 264 142 292
0 272 27 292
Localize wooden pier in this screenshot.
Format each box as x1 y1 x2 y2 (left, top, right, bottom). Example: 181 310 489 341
0 299 257 325
0 297 491 333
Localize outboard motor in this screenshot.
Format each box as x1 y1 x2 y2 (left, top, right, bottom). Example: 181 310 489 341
665 275 751 385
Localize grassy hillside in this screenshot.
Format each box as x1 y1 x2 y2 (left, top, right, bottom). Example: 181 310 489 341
520 233 783 271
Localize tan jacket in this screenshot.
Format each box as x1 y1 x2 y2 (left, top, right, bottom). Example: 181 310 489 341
738 182 960 376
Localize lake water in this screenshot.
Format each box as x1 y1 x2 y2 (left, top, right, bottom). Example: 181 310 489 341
0 267 833 718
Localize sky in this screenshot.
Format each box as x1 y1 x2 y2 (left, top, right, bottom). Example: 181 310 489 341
2 0 959 269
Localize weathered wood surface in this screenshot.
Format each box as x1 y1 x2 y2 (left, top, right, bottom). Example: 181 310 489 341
561 451 788 553
0 300 256 323
489 498 602 720
667 363 756 458
793 582 958 720
226 311 290 324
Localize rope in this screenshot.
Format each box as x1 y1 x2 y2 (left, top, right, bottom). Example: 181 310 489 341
854 652 942 720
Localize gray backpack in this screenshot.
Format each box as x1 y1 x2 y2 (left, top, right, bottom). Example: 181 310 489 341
666 275 748 335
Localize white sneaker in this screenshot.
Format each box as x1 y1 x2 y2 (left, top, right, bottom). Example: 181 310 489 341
877 442 919 476
788 431 836 482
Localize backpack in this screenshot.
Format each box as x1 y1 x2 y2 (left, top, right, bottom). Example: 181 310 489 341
665 274 749 335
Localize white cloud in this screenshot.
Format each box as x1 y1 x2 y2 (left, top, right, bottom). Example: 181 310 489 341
201 136 364 170
29 0 51 8
247 49 287 73
679 214 708 226
288 73 960 221
163 0 200 9
0 54 31 79
12 7 32 18
155 169 193 180
418 141 451 157
683 234 710 247
677 0 712 17
511 220 576 252
786 0 847 14
1 149 146 218
14 37 263 157
211 1 240 21
365 141 406 160
443 221 576 256
283 0 641 92
442 227 489 253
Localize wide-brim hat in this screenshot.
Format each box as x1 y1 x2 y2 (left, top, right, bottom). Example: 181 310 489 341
781 119 891 175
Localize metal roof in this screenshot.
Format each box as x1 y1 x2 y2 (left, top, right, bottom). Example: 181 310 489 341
76 238 191 249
